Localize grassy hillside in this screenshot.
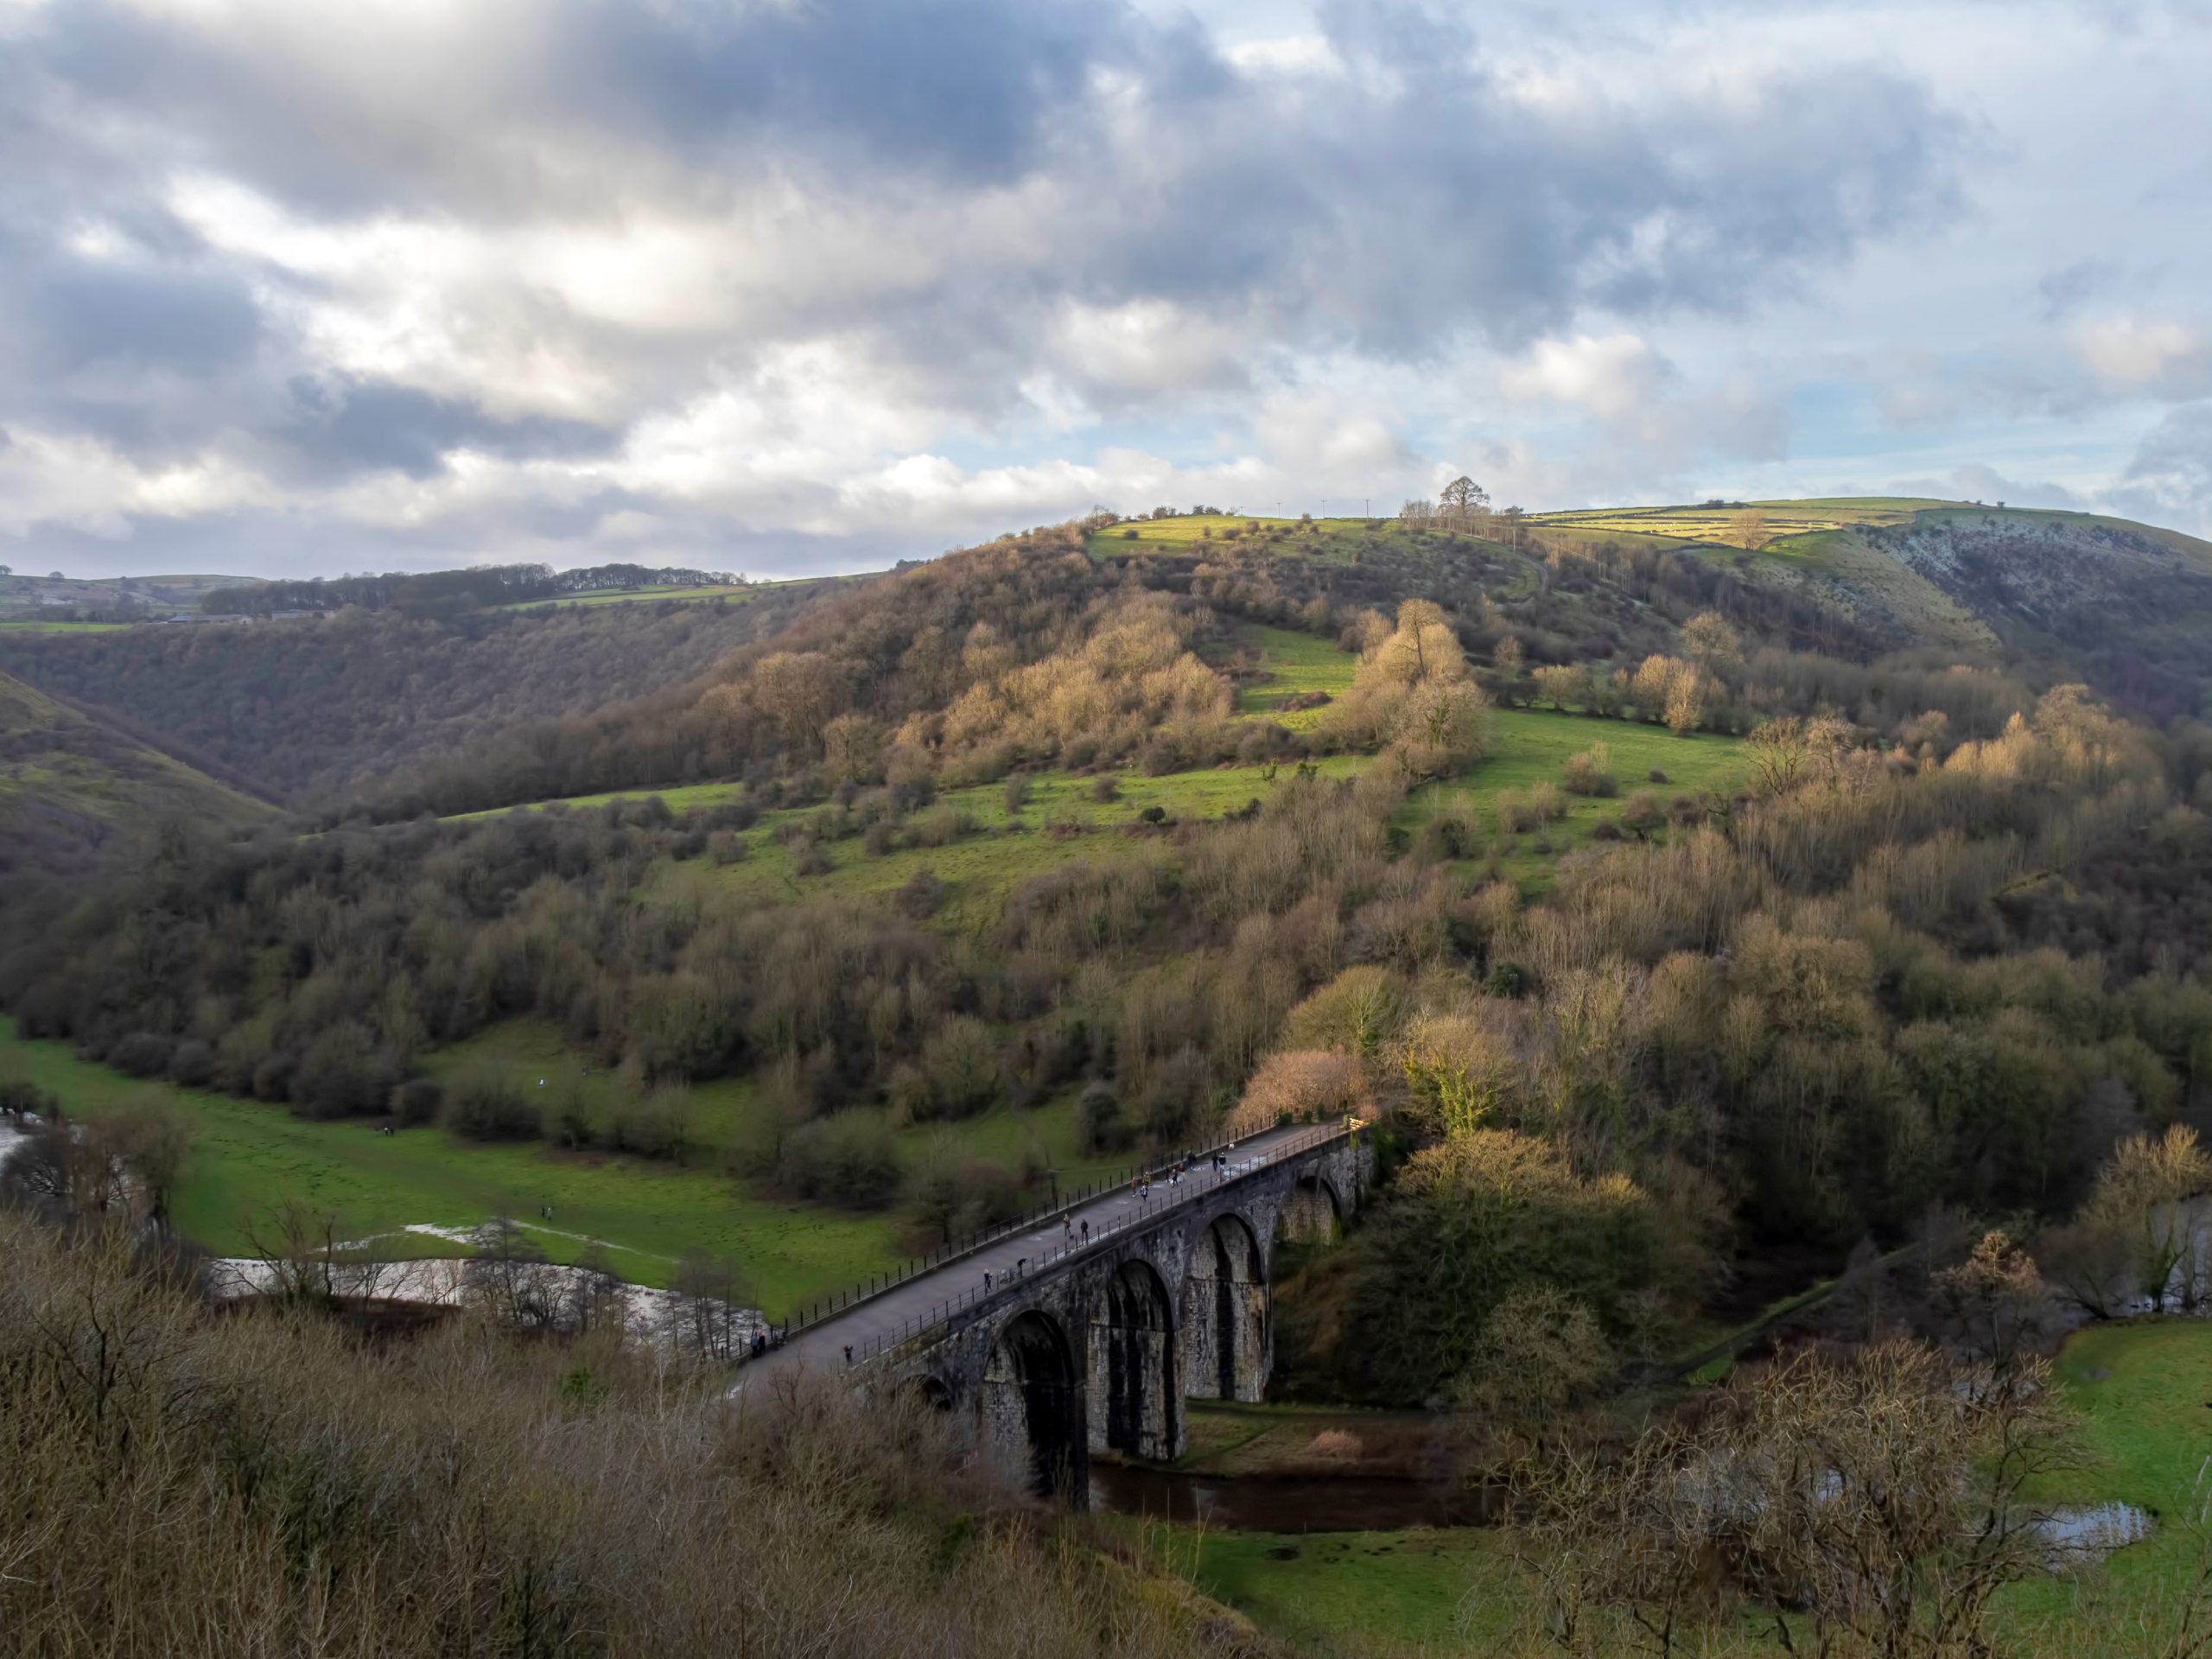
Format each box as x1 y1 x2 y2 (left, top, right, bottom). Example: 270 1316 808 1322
1529 498 1948 544
1511 497 2212 715
3 612 1745 1292
0 589 832 807
0 669 273 865
493 574 853 611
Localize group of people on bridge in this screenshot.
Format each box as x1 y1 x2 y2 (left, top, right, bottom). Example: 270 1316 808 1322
1139 1147 1228 1202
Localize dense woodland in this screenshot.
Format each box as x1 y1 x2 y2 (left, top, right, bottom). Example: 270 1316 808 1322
0 588 825 804
13 505 2212 1658
10 515 2212 1416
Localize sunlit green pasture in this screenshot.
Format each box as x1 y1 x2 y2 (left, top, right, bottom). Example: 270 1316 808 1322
495 583 752 610
1997 1319 2212 1641
1230 625 1360 728
0 1008 1139 1313
492 575 846 612
1408 706 1751 886
0 1016 910 1313
652 753 1373 934
1527 499 1936 548
1135 1521 1525 1658
460 701 1745 920
1088 512 1454 566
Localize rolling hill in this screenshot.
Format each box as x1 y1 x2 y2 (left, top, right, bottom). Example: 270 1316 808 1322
0 569 260 621
0 667 275 899
1528 498 2212 715
1105 498 2212 720
0 579 848 807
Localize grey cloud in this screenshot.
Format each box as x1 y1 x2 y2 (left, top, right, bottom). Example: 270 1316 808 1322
0 0 1979 570
2038 258 2120 320
16 0 1961 351
556 0 1148 187
1051 14 1962 370
2126 401 2212 499
27 0 1175 216
273 377 620 482
26 260 263 377
0 0 1971 443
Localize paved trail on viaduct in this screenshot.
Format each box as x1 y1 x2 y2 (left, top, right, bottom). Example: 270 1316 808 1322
736 1119 1369 1501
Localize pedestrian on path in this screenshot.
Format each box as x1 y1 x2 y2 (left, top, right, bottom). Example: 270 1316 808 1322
843 1344 853 1366
984 1269 994 1291
1081 1219 1090 1243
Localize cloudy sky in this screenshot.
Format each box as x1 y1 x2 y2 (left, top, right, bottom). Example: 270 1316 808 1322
2 0 2209 580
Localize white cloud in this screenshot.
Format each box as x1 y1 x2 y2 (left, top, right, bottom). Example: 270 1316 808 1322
1500 334 1673 421
2073 317 2212 397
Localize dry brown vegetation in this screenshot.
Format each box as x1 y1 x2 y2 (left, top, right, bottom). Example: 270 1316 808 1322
9 491 2212 1440
0 1213 1255 1659
1520 1342 2082 1658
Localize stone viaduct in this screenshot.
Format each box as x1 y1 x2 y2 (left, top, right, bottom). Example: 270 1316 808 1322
766 1122 1372 1503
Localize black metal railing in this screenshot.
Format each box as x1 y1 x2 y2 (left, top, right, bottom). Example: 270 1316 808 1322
763 1118 1354 1368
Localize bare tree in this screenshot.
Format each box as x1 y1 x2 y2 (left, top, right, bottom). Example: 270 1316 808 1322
673 1249 753 1360
568 1243 627 1338
465 1216 561 1329
1516 1342 2081 1657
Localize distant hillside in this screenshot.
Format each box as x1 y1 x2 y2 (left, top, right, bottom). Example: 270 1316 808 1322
0 668 274 899
0 582 845 807
196 561 764 619
1524 499 2212 718
0 569 260 622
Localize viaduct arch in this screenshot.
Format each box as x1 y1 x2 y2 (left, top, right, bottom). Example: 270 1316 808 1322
760 1123 1374 1504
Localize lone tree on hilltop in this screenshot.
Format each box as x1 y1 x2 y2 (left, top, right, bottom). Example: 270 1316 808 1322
1440 476 1489 516
1731 506 1769 550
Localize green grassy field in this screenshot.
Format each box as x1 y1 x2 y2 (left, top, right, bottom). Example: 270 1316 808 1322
472 703 1742 923
1999 1319 2212 1639
0 1007 1141 1313
429 1019 1128 1187
1173 1527 1523 1657
494 575 847 612
1527 499 1947 548
0 619 133 632
1231 625 1361 729
1410 706 1751 886
498 584 753 609
0 1016 912 1312
1090 512 1482 567
651 753 1372 935
454 778 753 820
